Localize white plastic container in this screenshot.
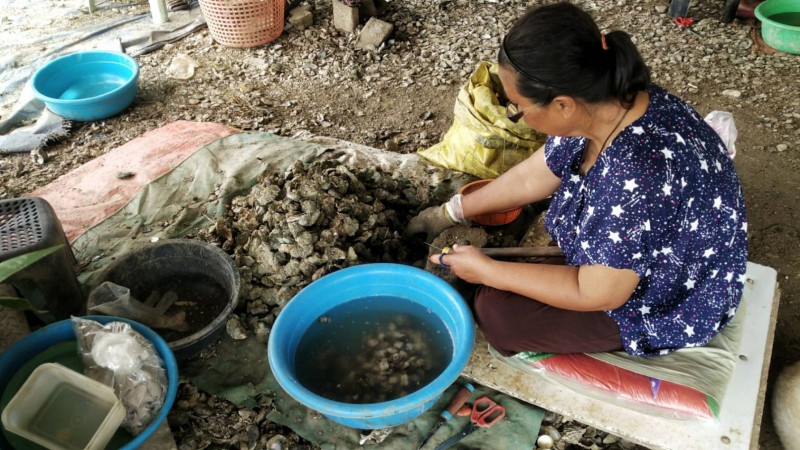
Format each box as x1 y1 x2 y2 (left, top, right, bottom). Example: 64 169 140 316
1 363 125 450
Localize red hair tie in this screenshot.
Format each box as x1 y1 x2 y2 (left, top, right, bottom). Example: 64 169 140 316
601 33 609 51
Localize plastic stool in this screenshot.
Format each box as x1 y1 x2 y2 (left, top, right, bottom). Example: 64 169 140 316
0 198 85 321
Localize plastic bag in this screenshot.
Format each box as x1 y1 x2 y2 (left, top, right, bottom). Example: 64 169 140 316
704 111 737 159
88 281 189 331
71 317 168 435
418 61 546 179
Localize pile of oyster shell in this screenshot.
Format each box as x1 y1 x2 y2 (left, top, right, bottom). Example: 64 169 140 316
198 158 429 341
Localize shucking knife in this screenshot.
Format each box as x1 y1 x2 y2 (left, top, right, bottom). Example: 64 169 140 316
417 383 475 449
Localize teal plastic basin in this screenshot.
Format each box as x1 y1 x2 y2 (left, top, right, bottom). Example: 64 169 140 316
0 317 178 449
755 0 800 54
268 263 475 429
32 51 139 121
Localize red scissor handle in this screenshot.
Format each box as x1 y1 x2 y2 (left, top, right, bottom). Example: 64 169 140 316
470 396 506 428
673 16 694 27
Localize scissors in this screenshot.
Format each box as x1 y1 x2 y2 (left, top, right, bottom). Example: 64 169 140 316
433 396 505 450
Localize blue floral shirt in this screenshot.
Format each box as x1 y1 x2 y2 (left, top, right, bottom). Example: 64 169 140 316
543 85 748 357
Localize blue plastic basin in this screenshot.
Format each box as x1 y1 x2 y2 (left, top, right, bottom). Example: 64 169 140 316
32 51 139 121
0 316 178 449
268 263 475 429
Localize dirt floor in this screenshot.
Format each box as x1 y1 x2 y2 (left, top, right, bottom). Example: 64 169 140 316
2 0 800 448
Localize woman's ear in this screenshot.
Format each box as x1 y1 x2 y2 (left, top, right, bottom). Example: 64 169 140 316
551 95 577 119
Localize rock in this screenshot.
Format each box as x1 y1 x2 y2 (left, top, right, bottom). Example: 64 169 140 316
288 5 313 31
654 5 667 13
722 89 742 98
332 0 358 33
773 361 800 450
356 17 394 50
777 143 788 152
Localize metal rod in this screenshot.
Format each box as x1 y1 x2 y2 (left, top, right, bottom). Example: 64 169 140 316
480 246 564 258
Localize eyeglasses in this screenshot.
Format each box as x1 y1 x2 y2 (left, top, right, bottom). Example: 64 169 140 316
505 102 534 123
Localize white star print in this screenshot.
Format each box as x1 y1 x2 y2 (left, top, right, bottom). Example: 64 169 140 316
575 225 580 234
727 307 737 318
737 273 748 284
661 148 674 159
623 179 639 192
711 269 719 278
602 166 609 177
661 247 673 255
581 241 590 250
632 126 644 135
632 252 642 259
652 250 660 258
684 325 695 337
703 248 716 258
645 269 652 277
741 222 748 232
639 305 651 315
659 349 670 356
715 160 722 171
553 136 561 146
564 190 573 199
681 177 687 188
570 174 581 183
611 205 624 217
713 322 720 331
609 232 622 244
587 206 595 216
675 133 685 145
713 197 722 209
690 219 699 231
630 340 638 351
730 210 738 221
644 220 651 231
684 278 696 290
688 197 695 207
725 272 734 282
699 160 709 172
662 183 672 196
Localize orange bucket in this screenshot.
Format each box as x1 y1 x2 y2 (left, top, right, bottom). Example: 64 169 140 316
198 0 284 48
458 179 522 226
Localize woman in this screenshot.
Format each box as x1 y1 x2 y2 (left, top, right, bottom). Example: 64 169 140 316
407 2 747 358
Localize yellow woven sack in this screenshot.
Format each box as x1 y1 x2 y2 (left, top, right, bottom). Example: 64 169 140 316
418 61 546 179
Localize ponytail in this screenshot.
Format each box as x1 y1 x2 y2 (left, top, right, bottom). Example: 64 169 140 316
498 3 650 107
603 30 650 108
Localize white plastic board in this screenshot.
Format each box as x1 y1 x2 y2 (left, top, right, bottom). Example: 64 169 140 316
462 262 779 450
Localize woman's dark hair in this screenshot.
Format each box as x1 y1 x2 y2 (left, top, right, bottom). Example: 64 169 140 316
498 2 650 108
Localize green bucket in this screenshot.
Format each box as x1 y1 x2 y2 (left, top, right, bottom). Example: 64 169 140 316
755 0 800 54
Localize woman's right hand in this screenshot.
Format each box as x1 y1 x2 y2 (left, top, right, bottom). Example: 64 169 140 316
430 244 494 284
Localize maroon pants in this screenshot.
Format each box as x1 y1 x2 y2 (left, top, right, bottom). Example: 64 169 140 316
471 285 624 356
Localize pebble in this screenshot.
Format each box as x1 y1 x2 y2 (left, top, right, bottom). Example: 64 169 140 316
537 434 555 449
777 144 788 152
722 89 742 98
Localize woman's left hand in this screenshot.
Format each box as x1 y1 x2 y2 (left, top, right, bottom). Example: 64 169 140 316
429 244 494 284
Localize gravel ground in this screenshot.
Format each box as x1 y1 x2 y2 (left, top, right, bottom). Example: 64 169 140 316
1 0 799 448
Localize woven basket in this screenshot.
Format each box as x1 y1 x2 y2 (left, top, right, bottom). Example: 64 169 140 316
198 0 284 48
